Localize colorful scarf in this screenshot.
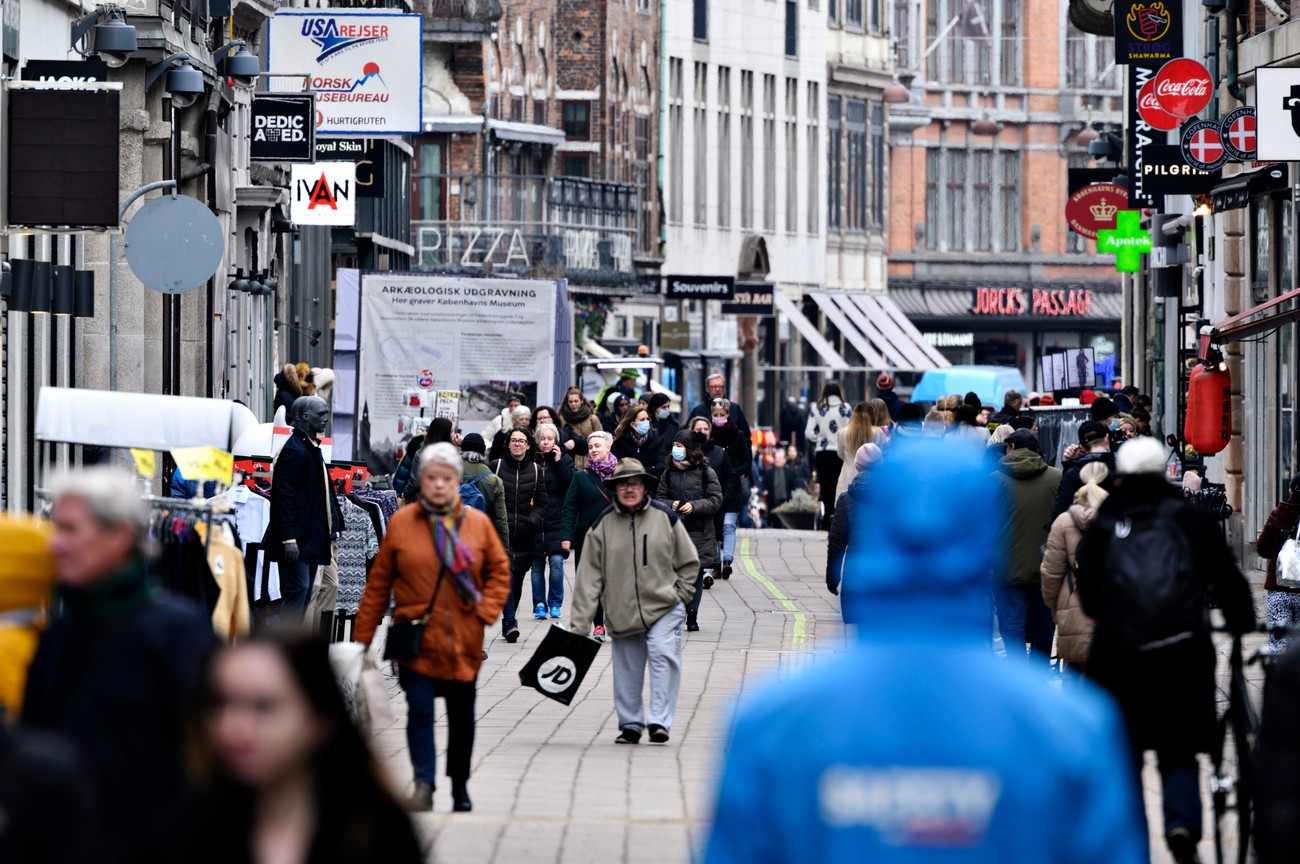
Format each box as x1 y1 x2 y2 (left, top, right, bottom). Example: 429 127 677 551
589 452 618 480
420 498 481 605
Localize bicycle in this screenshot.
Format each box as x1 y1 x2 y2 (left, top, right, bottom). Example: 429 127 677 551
1209 622 1293 864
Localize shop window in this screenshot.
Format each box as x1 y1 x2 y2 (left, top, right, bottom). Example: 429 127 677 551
562 102 591 139
412 141 443 221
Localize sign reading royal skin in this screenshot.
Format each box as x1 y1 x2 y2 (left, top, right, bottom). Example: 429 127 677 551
1254 66 1300 162
290 162 356 225
1115 0 1182 65
356 275 558 469
266 11 422 135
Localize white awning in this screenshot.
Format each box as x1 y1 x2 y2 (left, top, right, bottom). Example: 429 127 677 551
35 387 259 451
772 291 850 371
487 119 566 146
809 291 949 372
423 115 485 134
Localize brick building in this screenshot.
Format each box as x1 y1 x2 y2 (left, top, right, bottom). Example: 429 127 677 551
411 0 661 307
885 0 1124 389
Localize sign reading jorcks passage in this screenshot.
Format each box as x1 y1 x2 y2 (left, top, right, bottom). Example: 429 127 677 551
265 11 422 135
290 162 357 225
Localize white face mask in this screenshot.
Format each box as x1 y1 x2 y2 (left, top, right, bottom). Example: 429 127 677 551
671 446 686 462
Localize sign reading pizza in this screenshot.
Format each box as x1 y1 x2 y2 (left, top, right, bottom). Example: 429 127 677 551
1064 183 1127 240
1115 0 1182 65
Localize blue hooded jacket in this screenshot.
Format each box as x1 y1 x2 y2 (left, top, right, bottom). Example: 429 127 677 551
706 439 1146 864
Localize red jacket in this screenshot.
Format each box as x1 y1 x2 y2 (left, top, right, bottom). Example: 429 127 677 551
1257 499 1300 592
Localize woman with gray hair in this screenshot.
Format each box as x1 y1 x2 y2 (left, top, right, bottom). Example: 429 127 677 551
559 430 619 640
23 466 217 862
354 443 511 813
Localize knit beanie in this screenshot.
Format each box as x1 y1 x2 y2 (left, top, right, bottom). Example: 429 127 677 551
854 443 882 471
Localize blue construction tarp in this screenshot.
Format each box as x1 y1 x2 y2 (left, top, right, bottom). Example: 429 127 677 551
909 365 1029 407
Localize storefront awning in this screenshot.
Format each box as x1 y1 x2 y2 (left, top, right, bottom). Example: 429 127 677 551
808 292 950 372
486 119 566 146
1210 165 1288 213
772 291 850 371
1200 286 1300 355
423 115 485 134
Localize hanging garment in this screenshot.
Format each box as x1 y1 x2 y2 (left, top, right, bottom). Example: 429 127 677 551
195 522 251 643
209 485 281 601
336 496 380 615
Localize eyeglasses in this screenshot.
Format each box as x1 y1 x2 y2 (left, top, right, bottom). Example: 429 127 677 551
510 438 529 445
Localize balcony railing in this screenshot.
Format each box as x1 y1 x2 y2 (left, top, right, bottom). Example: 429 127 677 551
411 174 642 284
417 0 502 39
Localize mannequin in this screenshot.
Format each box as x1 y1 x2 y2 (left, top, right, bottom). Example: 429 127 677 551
265 395 343 618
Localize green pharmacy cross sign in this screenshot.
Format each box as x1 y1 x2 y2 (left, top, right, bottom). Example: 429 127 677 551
1096 210 1152 272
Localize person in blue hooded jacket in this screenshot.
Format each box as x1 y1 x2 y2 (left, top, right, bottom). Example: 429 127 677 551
705 438 1147 864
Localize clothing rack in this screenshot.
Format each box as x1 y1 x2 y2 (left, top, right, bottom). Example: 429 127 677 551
143 495 230 552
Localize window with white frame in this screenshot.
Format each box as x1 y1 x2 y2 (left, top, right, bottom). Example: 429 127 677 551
845 98 867 231
1065 19 1115 91
925 0 1021 86
827 96 841 230
924 146 1022 252
694 62 709 225
807 81 819 235
870 101 884 227
786 78 799 232
718 66 732 228
669 58 684 223
741 71 755 230
763 74 777 232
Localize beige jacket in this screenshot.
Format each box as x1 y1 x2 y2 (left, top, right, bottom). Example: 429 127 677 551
1040 504 1098 664
570 497 698 638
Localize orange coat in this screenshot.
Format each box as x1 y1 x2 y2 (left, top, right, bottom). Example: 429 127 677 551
353 501 510 682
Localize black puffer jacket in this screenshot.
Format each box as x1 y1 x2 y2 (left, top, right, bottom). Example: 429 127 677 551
536 449 576 556
708 419 752 512
489 455 548 558
612 430 665 476
655 459 723 568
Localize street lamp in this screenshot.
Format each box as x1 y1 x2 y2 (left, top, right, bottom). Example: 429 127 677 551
213 40 259 89
145 53 204 109
70 5 137 68
972 114 1001 136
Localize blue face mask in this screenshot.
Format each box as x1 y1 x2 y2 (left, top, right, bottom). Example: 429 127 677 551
1109 419 1121 431
671 446 687 462
634 420 651 436
657 410 671 420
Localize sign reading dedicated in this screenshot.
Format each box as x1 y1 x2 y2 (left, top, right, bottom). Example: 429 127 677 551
1115 0 1181 65
1254 66 1300 162
266 11 422 135
251 95 315 162
290 162 357 226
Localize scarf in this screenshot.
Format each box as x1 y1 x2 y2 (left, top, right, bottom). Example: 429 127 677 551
561 402 592 424
59 559 155 622
589 452 618 480
673 459 692 470
419 498 481 605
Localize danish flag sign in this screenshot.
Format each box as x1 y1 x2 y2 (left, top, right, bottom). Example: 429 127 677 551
1220 106 1257 161
1154 59 1213 118
1181 120 1229 171
1138 79 1181 131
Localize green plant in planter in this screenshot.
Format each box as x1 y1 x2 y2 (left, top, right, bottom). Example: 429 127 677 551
772 487 819 514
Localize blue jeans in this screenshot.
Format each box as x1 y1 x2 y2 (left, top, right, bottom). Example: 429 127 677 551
993 583 1054 664
280 560 314 619
397 667 477 785
531 554 564 608
1131 748 1201 842
720 512 738 563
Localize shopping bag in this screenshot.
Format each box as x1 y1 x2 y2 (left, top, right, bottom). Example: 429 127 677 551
360 663 396 729
1279 525 1300 589
327 642 368 733
518 625 602 705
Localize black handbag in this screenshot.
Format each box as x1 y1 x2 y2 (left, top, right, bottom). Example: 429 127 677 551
382 565 446 662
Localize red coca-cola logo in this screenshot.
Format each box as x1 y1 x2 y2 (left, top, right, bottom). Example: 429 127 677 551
1138 80 1180 131
1154 58 1213 118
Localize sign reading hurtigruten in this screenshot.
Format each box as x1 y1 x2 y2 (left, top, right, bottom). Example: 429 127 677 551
970 287 1095 317
1114 0 1182 65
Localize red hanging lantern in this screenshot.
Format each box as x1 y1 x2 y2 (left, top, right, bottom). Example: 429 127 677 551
1184 362 1232 455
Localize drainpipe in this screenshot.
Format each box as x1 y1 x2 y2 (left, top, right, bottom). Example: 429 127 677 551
659 0 667 255
1224 0 1245 102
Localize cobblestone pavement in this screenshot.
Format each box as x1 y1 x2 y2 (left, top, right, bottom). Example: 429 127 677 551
362 527 1267 864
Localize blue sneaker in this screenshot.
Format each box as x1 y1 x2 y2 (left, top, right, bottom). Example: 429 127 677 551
533 603 547 620
549 604 562 619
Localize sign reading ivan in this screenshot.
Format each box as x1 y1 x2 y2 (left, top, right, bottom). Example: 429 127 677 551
251 95 315 162
266 11 422 135
290 162 356 225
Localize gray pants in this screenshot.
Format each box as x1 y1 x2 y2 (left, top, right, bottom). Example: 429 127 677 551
308 541 339 622
610 602 686 733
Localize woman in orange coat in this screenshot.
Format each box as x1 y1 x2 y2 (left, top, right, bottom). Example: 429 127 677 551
353 443 510 814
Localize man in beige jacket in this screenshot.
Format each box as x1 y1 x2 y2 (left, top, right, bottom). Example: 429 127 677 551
570 458 699 744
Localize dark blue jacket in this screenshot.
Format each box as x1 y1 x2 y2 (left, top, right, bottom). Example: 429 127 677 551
876 388 905 422
264 428 344 566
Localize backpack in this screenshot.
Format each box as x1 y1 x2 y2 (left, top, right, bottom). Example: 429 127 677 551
1097 499 1205 651
459 473 490 513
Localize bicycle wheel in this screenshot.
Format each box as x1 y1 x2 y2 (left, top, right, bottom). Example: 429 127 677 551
1212 711 1246 864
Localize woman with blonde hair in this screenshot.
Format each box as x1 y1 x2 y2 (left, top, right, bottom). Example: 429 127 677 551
835 402 883 497
559 386 602 470
1040 461 1109 676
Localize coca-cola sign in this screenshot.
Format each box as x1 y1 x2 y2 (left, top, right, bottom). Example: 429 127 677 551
1138 79 1181 131
1154 59 1213 118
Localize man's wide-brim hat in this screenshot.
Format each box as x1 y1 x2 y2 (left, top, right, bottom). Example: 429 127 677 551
604 458 659 493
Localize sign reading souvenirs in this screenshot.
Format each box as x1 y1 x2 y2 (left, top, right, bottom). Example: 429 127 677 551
1220 106 1257 161
664 275 737 300
1141 145 1221 196
265 11 422 135
1115 0 1182 65
1137 79 1181 131
1154 59 1213 118
1181 120 1229 172
1064 183 1126 240
1097 210 1153 272
250 95 315 162
289 162 357 225
970 287 1096 317
1127 65 1159 207
1254 66 1300 162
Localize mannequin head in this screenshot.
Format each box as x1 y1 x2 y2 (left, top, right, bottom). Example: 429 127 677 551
292 396 329 437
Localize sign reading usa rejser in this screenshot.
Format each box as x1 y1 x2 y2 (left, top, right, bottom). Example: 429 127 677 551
266 11 422 136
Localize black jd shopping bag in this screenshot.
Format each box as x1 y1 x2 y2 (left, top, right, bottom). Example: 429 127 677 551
519 625 602 705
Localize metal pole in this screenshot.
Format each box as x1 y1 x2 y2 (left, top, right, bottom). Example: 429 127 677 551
109 179 177 391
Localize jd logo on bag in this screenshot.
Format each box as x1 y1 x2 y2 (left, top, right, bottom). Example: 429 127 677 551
519 625 601 705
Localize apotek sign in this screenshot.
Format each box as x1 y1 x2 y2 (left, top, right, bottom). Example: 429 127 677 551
290 162 357 226
266 11 422 135
251 95 315 162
